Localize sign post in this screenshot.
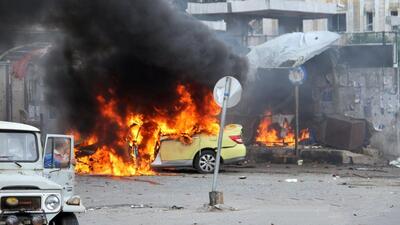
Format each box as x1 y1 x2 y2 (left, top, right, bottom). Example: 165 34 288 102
288 67 306 158
210 76 242 206
294 85 299 156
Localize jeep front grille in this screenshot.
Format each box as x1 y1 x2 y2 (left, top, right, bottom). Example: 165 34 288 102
0 196 41 212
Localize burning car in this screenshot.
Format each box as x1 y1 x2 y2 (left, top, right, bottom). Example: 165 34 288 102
0 121 84 225
151 124 246 173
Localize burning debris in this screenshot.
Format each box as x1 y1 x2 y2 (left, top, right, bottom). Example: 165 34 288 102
73 84 221 176
255 111 310 147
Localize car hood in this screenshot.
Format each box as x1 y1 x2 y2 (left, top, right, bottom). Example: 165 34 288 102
0 173 61 190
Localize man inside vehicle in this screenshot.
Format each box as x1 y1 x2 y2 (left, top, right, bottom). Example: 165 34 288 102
44 141 70 168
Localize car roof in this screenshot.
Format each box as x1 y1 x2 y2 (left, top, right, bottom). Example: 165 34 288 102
0 121 40 132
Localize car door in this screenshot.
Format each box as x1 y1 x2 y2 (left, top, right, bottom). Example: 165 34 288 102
43 134 75 199
160 135 200 161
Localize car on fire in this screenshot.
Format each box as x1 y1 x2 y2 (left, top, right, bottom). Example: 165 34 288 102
151 124 246 173
0 121 84 225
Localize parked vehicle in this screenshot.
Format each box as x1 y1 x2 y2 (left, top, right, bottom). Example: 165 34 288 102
0 121 84 225
151 124 246 173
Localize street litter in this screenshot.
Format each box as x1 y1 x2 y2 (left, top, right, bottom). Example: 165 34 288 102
199 203 238 212
352 173 370 179
239 176 247 179
130 204 145 208
389 158 400 168
332 174 340 180
87 203 149 211
170 205 184 210
285 178 298 183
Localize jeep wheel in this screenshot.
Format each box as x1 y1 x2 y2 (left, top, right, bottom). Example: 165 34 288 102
55 213 79 225
194 150 217 173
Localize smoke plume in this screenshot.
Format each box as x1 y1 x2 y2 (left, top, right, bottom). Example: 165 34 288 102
0 0 248 137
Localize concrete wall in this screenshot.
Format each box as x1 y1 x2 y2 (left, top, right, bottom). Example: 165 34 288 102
373 0 390 31
200 20 227 31
11 76 25 122
186 1 228 14
346 0 354 32
346 0 364 32
311 62 399 157
262 18 279 36
268 0 337 14
334 67 399 157
230 0 269 13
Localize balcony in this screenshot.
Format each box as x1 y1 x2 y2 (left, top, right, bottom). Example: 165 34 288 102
187 0 338 18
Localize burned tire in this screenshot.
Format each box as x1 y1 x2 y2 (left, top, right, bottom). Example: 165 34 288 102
54 213 79 225
194 150 217 173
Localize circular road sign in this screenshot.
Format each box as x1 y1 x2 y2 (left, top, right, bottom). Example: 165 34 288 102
213 76 242 108
288 66 306 85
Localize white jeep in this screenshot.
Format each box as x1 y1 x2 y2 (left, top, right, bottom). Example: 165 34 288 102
0 121 84 225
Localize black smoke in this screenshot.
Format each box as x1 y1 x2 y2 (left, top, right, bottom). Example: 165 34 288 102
0 0 49 52
0 0 248 137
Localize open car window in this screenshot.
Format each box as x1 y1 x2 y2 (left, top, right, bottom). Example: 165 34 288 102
44 136 72 169
0 132 38 162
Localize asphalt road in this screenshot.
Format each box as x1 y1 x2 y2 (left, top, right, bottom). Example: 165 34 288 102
75 164 400 225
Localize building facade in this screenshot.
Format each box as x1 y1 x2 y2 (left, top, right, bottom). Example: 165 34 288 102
0 43 59 135
186 0 400 46
185 1 400 157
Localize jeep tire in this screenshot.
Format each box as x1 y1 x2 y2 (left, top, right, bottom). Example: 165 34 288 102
54 213 79 225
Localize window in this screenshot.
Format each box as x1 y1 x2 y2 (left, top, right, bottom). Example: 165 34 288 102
366 12 373 31
248 19 263 35
329 14 346 32
391 11 398 16
0 132 38 162
44 137 71 169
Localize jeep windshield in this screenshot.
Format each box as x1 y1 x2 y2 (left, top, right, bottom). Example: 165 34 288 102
0 132 38 162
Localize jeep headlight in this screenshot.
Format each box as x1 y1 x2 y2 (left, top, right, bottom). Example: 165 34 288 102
45 195 60 211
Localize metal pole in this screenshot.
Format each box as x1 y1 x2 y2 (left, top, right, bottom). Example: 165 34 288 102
294 85 299 158
5 62 12 121
211 77 231 192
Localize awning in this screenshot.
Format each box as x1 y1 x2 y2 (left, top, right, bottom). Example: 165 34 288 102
246 31 340 82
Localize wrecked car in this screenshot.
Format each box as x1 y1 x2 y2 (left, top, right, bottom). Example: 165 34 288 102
0 121 84 225
151 124 246 173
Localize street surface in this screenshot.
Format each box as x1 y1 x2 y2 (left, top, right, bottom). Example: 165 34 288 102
76 164 400 225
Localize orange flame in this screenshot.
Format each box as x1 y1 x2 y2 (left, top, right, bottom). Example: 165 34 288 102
255 111 310 147
73 84 220 176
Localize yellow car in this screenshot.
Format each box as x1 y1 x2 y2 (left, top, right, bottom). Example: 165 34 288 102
151 124 246 173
